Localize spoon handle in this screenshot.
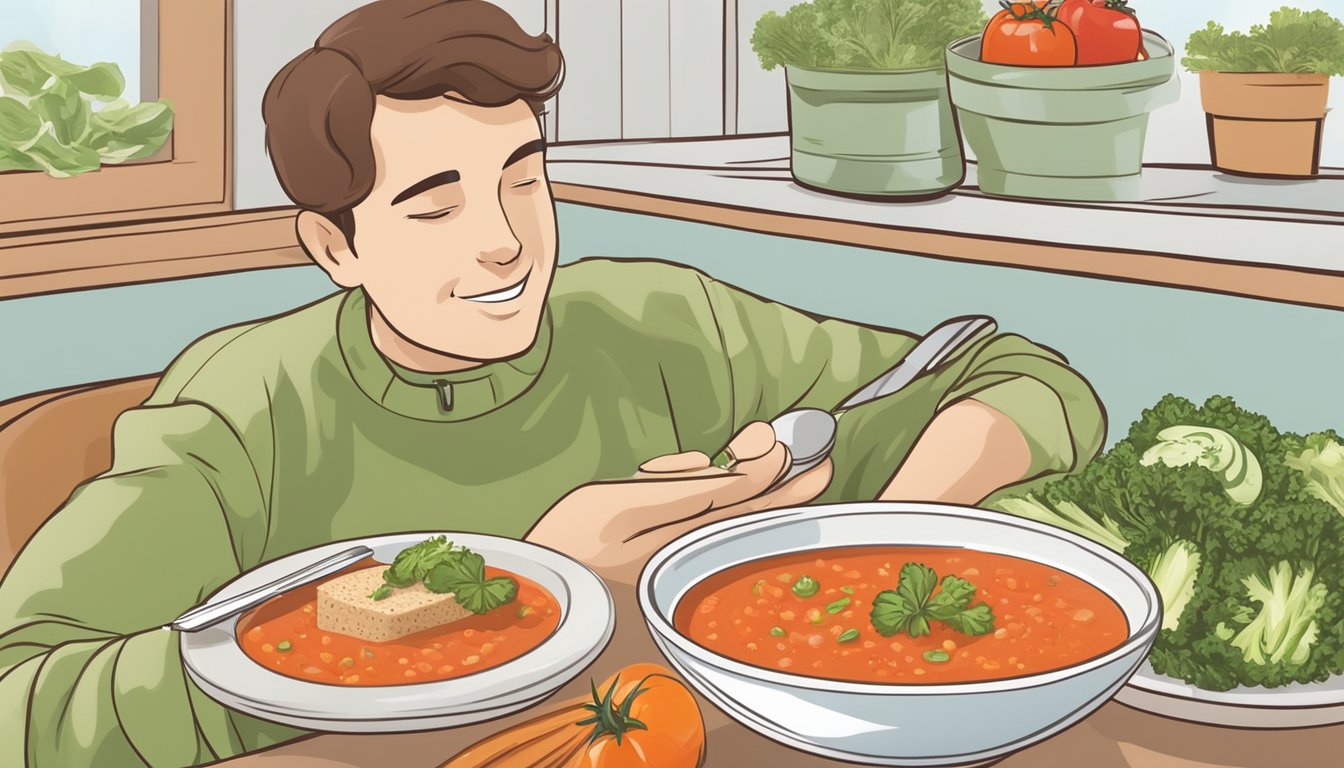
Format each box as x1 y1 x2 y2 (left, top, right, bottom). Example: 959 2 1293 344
166 545 373 632
837 316 995 412
710 315 996 477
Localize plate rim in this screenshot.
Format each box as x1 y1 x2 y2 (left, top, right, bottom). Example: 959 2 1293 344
181 531 614 726
1118 662 1344 726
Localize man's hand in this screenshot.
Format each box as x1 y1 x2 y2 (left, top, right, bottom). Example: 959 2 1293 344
525 422 832 584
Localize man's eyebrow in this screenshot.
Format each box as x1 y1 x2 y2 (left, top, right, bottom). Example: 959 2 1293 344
391 169 461 206
503 139 546 170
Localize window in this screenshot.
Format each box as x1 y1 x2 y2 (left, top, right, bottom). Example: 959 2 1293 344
0 0 230 235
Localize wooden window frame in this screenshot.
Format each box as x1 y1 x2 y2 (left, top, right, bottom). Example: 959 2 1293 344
0 0 232 237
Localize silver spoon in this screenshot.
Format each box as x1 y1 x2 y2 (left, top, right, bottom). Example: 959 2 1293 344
759 315 996 489
165 545 373 632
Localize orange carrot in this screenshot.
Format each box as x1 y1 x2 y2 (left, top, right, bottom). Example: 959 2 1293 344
442 700 584 767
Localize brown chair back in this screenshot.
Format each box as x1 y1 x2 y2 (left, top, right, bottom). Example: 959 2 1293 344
0 375 159 573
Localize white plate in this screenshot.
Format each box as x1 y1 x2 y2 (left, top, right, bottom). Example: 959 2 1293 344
181 532 614 732
1116 662 1344 729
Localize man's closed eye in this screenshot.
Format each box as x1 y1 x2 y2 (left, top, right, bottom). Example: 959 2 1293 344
407 206 459 220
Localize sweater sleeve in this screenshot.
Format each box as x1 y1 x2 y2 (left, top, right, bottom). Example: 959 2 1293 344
697 273 1107 502
0 382 303 765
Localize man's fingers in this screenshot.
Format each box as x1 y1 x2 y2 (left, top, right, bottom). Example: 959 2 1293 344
688 439 792 510
742 457 833 513
726 421 776 463
630 459 834 550
637 450 712 474
611 441 792 537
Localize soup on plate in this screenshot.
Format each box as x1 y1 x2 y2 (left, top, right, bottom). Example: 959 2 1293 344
238 537 560 686
673 545 1127 684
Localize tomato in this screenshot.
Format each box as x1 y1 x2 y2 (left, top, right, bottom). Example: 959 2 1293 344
981 1 1078 67
1058 0 1143 65
575 663 705 768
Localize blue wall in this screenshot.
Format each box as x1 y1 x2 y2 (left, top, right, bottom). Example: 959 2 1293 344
0 267 338 400
3 203 1340 444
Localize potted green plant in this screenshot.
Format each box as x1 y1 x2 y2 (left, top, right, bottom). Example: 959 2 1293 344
943 1 1180 202
751 0 986 200
1183 7 1344 178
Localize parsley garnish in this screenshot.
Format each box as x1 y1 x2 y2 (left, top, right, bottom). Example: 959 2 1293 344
370 536 518 615
423 548 518 615
869 563 996 638
382 535 457 588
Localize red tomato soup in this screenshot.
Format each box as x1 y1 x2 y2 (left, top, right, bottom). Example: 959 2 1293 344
673 546 1128 684
238 567 560 686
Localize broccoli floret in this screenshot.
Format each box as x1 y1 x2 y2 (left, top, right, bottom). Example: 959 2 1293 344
1284 430 1344 516
1151 480 1344 689
1162 550 1344 690
993 494 1129 553
1217 560 1326 666
1149 541 1202 633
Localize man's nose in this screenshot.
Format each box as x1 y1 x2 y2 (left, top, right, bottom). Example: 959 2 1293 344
477 206 522 267
478 242 520 266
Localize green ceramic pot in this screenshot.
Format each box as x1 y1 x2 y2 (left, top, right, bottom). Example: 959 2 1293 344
785 65 965 200
944 31 1180 202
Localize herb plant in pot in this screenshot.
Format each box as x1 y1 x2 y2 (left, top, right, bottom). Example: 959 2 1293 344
1184 7 1344 178
751 0 986 199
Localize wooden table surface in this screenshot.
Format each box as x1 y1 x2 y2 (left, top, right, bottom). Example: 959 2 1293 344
215 581 1343 768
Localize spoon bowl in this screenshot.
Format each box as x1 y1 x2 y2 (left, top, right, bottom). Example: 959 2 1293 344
772 408 837 484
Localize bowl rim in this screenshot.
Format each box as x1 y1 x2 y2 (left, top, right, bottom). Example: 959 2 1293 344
638 501 1161 696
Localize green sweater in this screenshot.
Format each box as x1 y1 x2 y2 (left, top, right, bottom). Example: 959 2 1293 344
0 258 1104 767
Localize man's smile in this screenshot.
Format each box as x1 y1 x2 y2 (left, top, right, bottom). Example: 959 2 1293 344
456 270 530 304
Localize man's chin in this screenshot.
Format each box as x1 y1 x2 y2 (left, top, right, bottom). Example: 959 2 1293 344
455 338 536 363
471 305 522 321
432 316 541 362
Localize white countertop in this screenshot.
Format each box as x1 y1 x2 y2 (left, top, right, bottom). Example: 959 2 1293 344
546 134 1344 275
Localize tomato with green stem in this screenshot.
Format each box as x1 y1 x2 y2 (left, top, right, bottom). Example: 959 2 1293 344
981 1 1076 67
1058 0 1144 65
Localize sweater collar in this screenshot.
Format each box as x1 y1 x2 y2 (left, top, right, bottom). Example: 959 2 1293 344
337 287 552 422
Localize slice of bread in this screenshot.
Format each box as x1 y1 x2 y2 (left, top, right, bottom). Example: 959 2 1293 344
316 566 471 642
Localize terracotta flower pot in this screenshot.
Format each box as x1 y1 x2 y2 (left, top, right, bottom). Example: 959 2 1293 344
1198 71 1330 178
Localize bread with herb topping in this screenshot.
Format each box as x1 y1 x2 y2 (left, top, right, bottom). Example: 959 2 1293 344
316 566 470 642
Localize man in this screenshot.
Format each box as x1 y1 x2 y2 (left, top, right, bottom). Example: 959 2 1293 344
0 1 1104 766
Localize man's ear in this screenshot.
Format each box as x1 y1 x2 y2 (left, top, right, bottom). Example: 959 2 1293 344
296 210 360 288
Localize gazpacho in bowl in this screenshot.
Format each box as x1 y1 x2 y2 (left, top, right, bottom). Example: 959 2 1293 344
639 502 1160 766
675 545 1127 685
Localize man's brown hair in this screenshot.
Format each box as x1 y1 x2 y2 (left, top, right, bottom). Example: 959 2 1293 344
263 0 563 241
